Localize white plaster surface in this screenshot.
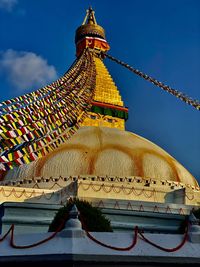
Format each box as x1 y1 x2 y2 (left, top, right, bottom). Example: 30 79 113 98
0 231 199 260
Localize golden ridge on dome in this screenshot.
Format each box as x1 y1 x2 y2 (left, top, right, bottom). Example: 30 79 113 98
4 126 198 188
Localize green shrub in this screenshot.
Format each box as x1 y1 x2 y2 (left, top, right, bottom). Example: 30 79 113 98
49 198 112 232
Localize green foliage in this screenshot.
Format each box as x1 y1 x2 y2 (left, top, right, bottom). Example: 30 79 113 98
49 198 112 232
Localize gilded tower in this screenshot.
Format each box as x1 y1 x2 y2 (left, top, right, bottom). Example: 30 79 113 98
77 7 128 130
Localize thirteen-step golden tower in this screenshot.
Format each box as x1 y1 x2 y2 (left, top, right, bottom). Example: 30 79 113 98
77 7 128 130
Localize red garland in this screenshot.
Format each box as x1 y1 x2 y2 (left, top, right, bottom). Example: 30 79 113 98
85 226 138 251
0 219 65 249
138 223 188 252
0 225 13 242
0 218 188 252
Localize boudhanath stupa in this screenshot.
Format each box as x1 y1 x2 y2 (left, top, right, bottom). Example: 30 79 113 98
0 7 200 266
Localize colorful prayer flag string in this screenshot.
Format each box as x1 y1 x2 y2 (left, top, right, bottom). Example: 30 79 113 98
0 49 96 170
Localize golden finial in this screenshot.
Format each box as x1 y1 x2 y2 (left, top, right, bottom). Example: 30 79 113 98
82 6 97 25
75 7 106 44
75 7 110 56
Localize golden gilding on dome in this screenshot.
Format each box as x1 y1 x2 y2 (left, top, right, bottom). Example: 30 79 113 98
75 7 106 43
81 112 125 130
75 24 106 43
5 127 198 189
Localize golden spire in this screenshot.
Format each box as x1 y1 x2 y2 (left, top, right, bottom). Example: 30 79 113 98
82 6 97 25
75 7 106 49
77 8 128 130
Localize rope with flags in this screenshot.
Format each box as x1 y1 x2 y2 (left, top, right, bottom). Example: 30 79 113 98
0 53 85 113
0 49 96 171
1 48 199 171
104 53 200 111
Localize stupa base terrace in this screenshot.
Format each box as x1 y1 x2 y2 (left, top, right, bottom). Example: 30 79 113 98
0 175 200 235
0 204 200 267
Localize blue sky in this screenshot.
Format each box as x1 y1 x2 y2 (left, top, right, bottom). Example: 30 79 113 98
0 0 199 181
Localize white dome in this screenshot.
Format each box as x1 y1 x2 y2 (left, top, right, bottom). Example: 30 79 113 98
4 126 198 187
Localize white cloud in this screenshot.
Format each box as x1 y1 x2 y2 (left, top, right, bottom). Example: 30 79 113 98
0 49 58 91
0 0 18 12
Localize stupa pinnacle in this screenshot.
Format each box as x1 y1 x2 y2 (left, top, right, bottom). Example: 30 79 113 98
77 7 128 130
75 6 107 50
